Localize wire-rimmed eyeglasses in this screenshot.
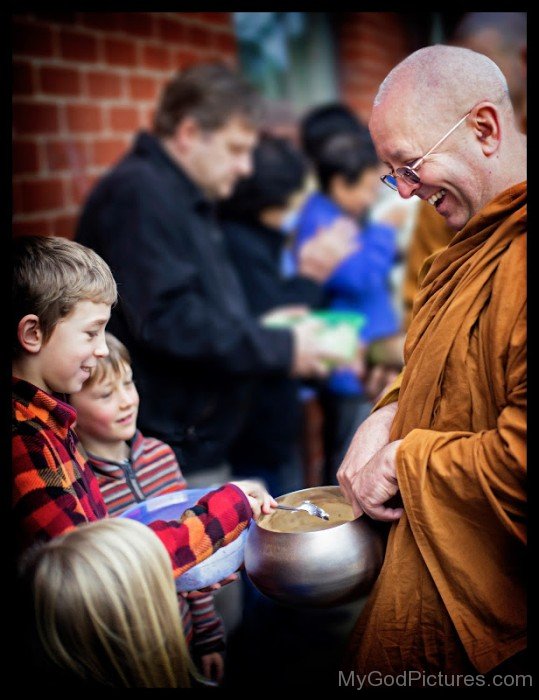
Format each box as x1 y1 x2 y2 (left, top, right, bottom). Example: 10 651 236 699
380 111 471 191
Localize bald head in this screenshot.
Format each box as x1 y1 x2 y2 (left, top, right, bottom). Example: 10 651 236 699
370 45 525 230
373 45 511 129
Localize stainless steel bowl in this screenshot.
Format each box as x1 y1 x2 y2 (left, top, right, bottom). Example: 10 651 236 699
244 486 386 607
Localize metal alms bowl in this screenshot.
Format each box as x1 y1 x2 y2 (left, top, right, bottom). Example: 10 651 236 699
244 486 386 608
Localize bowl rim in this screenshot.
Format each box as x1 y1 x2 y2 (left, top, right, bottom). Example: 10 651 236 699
253 484 367 538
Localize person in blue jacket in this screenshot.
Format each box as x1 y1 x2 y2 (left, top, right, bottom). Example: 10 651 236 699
294 128 400 484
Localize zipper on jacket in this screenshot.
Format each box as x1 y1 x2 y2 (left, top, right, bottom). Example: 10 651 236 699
119 458 145 502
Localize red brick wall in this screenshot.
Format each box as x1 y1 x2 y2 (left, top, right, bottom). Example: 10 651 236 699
12 12 415 239
337 12 414 124
12 12 238 239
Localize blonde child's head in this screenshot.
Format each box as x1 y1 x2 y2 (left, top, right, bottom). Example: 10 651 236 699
70 332 140 450
12 236 117 394
19 518 195 687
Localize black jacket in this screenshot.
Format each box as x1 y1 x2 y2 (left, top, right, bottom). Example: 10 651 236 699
221 218 324 469
77 132 292 473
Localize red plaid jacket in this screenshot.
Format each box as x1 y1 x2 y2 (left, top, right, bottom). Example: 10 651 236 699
12 378 252 579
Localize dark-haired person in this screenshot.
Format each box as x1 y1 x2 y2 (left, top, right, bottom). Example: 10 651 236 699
76 63 338 486
300 102 363 164
294 130 400 484
219 135 355 495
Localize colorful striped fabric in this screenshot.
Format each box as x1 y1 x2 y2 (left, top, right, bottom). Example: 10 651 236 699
84 431 224 655
84 431 187 516
12 378 252 580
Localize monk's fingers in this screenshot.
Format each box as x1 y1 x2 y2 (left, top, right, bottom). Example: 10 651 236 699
352 500 364 518
362 503 403 522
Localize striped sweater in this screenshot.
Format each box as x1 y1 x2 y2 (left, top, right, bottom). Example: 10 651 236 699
84 431 225 655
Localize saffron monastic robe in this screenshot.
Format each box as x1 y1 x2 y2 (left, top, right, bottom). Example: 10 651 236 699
346 182 527 676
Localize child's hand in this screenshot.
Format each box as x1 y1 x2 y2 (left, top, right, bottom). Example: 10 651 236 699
199 651 225 684
231 479 278 519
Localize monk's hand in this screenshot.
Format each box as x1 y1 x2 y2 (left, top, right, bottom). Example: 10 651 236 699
352 440 404 522
337 402 398 516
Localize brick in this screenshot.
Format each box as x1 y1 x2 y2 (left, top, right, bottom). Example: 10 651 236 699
79 12 121 32
128 75 159 101
142 107 155 129
91 138 128 167
21 178 65 213
172 48 199 70
141 44 171 71
12 22 54 57
13 140 40 174
40 66 81 96
104 37 137 67
86 70 123 99
119 12 155 38
185 25 212 49
109 106 140 132
70 174 99 206
13 218 53 237
216 32 236 54
45 140 88 171
51 213 78 239
66 104 104 133
13 61 35 95
13 102 59 135
201 13 231 27
59 28 98 63
12 182 24 215
157 17 186 44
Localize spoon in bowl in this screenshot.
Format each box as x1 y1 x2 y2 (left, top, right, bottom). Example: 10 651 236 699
276 500 330 521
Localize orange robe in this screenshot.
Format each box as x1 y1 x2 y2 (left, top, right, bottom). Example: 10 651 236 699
346 182 527 676
401 200 455 330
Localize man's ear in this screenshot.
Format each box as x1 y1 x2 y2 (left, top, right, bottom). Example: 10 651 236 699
17 315 44 354
173 116 202 153
471 103 501 156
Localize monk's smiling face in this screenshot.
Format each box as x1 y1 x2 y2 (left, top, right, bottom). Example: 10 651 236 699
368 46 517 232
370 100 490 231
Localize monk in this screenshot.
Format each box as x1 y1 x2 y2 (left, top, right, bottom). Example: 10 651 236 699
401 13 527 331
337 45 526 680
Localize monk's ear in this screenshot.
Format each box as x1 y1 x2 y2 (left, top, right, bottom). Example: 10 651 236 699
470 103 500 156
17 315 44 354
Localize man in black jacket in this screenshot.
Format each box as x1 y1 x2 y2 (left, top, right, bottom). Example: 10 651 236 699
77 63 342 481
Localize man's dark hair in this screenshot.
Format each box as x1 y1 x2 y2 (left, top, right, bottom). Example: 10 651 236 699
219 135 307 222
153 62 264 137
300 102 363 162
314 131 379 194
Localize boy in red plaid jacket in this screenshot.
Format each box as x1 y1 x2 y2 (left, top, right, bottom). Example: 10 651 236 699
12 237 276 615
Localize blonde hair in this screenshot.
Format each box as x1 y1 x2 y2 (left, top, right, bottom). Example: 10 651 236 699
22 519 195 688
13 235 117 357
83 332 131 389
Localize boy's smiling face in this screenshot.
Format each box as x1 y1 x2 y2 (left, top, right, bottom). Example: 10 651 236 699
37 300 111 395
70 361 140 447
